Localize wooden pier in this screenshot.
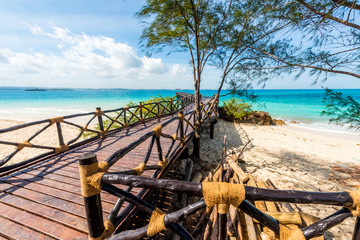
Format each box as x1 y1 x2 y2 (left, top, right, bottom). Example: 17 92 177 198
0 93 217 239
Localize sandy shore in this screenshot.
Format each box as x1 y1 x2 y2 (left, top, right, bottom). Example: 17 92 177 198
0 119 80 165
200 119 360 240
1 117 360 238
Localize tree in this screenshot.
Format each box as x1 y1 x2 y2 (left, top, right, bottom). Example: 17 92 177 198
321 88 360 130
242 0 360 129
137 0 290 137
249 0 360 82
137 0 235 157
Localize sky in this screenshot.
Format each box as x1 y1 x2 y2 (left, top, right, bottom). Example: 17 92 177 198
0 0 359 90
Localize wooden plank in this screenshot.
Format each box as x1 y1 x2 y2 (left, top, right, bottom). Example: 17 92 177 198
0 101 201 239
0 193 88 233
0 202 87 239
7 172 118 203
0 178 114 213
0 216 54 240
257 180 279 212
0 181 87 217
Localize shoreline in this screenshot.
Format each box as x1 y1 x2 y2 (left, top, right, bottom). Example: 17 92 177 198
1 107 360 139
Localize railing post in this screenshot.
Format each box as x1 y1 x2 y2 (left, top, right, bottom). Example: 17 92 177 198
157 102 160 117
49 117 69 153
78 153 105 239
210 119 217 139
123 107 128 126
96 107 106 138
139 102 144 123
352 217 360 240
179 111 189 159
170 99 173 115
56 122 65 146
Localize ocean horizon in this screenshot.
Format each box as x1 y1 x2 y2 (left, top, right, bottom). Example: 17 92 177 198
1 87 359 134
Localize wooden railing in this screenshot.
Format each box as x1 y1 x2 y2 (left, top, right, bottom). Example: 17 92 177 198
76 96 359 240
0 93 195 172
77 97 219 240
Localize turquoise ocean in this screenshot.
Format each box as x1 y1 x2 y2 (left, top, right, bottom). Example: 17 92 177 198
0 87 359 133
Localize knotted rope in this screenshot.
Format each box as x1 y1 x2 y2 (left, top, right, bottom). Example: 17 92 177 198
89 220 115 240
133 162 146 175
158 159 167 171
79 161 109 197
147 208 166 237
202 182 245 214
347 190 360 216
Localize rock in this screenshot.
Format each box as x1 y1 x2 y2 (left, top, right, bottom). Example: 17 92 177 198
274 119 286 126
290 120 300 124
219 107 279 126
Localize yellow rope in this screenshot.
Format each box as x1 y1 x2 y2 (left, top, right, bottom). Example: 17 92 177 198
280 224 306 240
158 159 167 171
95 110 104 117
89 220 115 240
79 161 109 197
99 130 107 138
347 190 360 216
17 141 32 150
49 116 64 124
153 125 162 138
55 144 69 153
178 112 184 121
172 133 177 141
147 208 166 237
202 182 245 214
133 162 146 175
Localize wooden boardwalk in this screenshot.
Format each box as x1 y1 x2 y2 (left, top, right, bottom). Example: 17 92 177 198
0 102 199 239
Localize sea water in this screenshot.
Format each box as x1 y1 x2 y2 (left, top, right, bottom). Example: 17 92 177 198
0 87 359 133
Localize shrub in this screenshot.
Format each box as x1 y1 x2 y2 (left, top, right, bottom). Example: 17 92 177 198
82 95 176 139
222 98 252 119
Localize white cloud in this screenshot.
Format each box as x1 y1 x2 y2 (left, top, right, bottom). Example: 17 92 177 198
0 24 190 88
170 64 186 76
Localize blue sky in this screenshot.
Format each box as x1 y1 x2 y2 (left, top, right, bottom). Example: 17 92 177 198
0 0 358 89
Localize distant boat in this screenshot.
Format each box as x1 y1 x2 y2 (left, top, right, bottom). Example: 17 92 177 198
25 88 47 91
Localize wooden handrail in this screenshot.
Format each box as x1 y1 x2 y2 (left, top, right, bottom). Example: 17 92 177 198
0 93 198 171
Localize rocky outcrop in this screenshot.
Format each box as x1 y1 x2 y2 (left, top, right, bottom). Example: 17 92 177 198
219 107 286 126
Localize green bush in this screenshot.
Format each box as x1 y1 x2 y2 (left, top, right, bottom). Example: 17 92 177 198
82 95 176 139
222 98 252 119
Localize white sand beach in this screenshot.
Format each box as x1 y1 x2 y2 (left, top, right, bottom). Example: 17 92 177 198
1 117 360 238
0 119 80 165
200 119 360 239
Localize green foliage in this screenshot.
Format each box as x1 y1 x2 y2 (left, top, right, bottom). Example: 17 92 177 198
222 98 252 119
321 88 360 131
257 0 360 83
82 95 176 139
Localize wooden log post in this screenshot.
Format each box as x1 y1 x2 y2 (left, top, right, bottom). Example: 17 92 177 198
192 120 201 159
49 117 69 153
210 119 217 139
56 122 65 147
352 217 360 240
96 107 106 138
178 111 189 159
139 102 144 123
170 99 173 115
78 153 105 239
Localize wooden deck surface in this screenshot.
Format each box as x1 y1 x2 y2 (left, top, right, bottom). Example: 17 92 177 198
0 103 197 240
